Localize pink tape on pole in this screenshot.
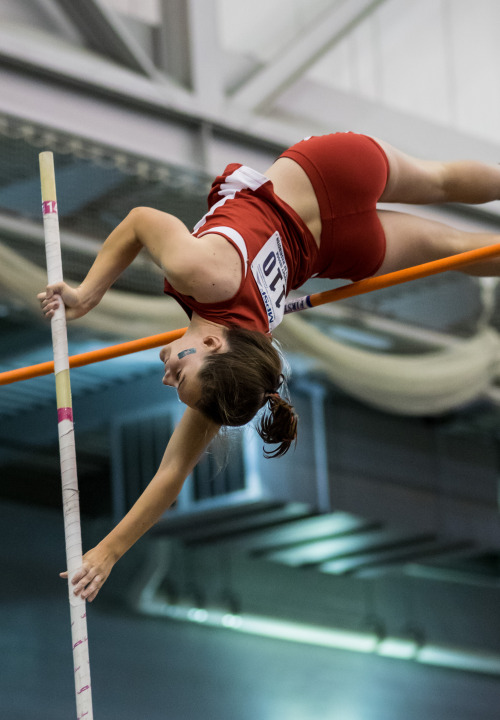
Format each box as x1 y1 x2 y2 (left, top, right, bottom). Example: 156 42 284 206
58 407 74 423
42 200 58 214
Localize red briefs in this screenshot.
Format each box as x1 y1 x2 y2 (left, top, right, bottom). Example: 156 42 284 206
164 132 389 333
281 132 389 281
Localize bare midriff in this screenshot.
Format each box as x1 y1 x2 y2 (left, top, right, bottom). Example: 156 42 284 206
189 157 322 303
265 157 322 247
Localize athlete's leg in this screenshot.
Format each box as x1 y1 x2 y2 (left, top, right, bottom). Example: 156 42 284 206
375 138 500 205
375 209 500 277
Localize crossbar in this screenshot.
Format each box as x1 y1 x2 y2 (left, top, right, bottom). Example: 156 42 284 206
0 328 187 385
284 241 500 313
2 241 500 387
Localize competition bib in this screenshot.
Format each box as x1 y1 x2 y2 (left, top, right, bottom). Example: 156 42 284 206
251 232 288 332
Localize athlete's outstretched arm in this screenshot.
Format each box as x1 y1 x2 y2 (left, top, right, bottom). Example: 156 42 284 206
61 407 221 602
37 207 195 320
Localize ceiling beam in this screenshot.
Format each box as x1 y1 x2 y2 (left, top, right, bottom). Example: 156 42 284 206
231 0 387 112
156 0 191 86
53 0 160 78
185 0 224 112
24 0 86 42
0 23 294 170
1 20 500 194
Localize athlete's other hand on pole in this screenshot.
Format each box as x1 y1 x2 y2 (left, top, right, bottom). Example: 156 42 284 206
37 282 88 320
60 544 117 603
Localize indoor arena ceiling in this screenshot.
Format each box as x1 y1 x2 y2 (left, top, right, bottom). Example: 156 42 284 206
1 0 500 676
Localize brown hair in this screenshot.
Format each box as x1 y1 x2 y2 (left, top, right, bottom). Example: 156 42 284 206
195 326 298 458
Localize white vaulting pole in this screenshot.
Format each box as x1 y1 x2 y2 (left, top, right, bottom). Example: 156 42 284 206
39 152 94 720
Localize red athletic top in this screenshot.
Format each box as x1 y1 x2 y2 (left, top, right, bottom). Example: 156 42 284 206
163 164 319 334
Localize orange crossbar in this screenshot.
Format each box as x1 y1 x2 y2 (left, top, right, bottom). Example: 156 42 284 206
0 327 187 386
2 241 500 387
306 242 500 308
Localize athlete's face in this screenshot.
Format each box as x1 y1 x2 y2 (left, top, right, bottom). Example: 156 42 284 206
159 334 226 408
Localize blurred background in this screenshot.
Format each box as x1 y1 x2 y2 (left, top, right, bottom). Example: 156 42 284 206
1 1 500 718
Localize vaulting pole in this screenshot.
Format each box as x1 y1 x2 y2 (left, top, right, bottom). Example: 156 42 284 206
39 151 93 720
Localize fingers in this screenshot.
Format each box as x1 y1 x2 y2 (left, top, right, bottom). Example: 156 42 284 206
39 297 60 319
37 287 61 318
85 577 101 603
38 282 84 321
67 565 104 603
60 546 114 603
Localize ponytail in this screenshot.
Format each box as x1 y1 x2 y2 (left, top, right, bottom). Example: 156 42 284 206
258 392 298 458
196 326 298 457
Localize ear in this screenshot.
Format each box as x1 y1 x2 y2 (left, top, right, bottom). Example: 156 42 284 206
202 334 224 353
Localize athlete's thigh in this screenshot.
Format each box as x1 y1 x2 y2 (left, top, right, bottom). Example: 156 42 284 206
374 209 462 275
374 139 447 205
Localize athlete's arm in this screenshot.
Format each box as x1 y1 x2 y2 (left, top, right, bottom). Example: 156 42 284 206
63 407 221 602
37 207 195 320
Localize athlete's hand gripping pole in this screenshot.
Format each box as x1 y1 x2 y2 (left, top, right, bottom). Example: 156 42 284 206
39 151 94 720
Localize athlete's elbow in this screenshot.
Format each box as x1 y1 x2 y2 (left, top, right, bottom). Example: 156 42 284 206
121 207 153 248
126 206 157 228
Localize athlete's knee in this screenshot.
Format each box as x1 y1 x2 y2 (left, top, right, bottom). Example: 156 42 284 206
376 139 448 204
440 162 465 202
438 226 472 257
401 158 448 203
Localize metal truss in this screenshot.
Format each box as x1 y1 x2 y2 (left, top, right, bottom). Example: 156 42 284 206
1 0 499 179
